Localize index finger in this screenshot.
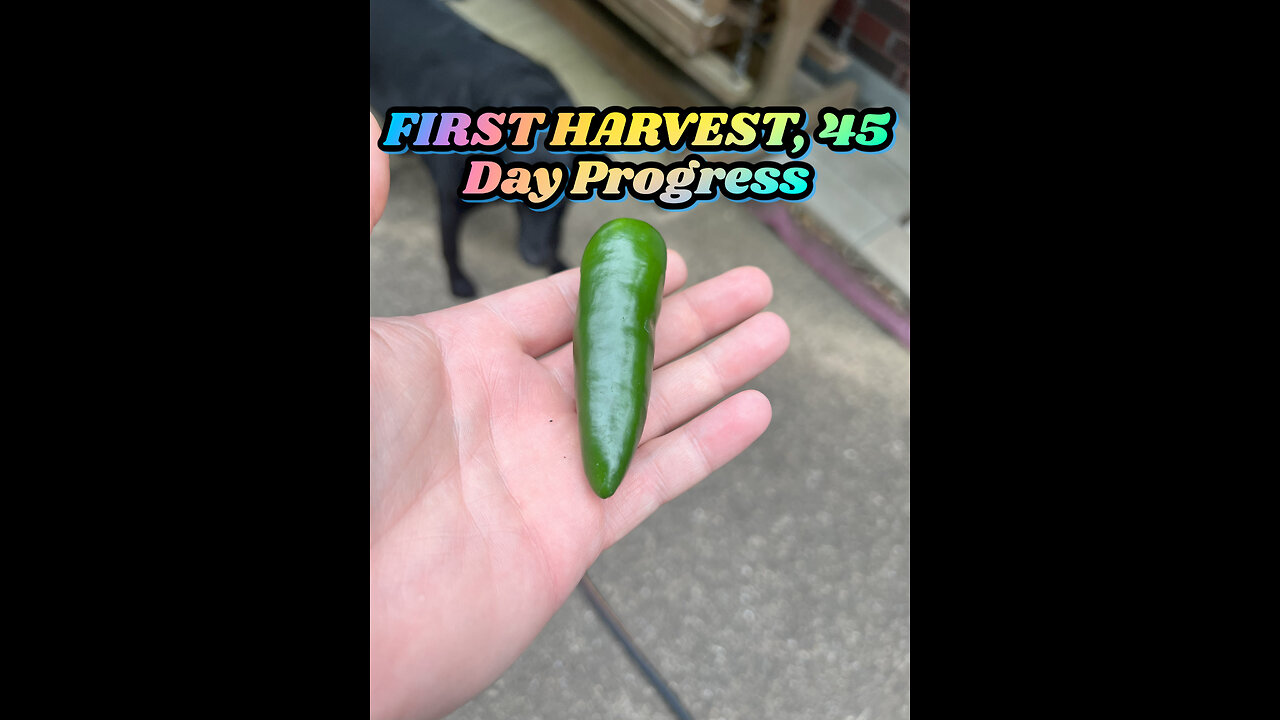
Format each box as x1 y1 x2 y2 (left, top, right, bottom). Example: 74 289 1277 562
478 249 688 358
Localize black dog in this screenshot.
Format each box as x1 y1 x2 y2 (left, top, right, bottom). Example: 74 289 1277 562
371 0 573 298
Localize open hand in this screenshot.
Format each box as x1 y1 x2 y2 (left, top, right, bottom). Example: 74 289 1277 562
370 252 789 719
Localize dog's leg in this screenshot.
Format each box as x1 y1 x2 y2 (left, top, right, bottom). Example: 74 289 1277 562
546 206 569 274
439 196 477 298
516 204 570 275
427 155 478 298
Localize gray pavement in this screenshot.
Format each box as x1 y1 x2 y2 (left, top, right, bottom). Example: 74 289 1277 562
370 154 910 719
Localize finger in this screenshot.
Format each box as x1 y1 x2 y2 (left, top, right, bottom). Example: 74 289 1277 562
544 265 774 394
370 112 390 233
602 390 773 548
478 249 687 359
640 311 789 445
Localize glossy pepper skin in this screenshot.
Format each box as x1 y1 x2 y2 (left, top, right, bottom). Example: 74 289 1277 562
574 218 667 498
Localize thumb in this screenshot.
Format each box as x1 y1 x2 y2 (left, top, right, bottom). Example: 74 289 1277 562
370 111 390 233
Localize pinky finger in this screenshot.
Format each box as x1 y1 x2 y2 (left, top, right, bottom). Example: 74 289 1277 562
601 389 774 549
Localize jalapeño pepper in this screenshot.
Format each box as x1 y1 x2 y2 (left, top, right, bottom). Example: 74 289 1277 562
574 218 668 498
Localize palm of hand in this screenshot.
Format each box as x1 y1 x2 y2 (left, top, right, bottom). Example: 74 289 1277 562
370 252 788 720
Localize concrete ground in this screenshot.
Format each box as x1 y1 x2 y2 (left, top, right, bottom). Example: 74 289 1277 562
370 3 910 719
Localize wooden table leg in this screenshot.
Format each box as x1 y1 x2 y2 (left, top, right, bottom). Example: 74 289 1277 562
753 0 838 106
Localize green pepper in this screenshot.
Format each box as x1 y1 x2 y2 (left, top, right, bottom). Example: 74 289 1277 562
574 218 668 499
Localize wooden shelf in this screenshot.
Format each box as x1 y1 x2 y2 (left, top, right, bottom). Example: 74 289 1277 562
535 0 857 119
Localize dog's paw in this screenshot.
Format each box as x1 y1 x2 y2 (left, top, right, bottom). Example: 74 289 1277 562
450 274 477 298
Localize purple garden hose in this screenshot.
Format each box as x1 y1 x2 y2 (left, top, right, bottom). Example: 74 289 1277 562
750 202 910 350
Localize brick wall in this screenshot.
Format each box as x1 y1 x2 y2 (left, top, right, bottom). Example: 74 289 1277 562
821 0 910 95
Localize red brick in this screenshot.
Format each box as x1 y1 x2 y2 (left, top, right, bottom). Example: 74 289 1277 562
865 0 910 36
888 35 910 65
848 35 897 80
853 11 891 50
830 0 858 25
